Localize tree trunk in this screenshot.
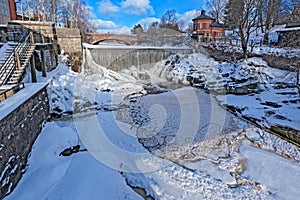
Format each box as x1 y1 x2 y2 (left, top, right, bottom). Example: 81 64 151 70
263 32 269 45
242 41 248 59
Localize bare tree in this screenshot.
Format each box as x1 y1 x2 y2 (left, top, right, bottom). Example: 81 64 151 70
280 0 300 14
261 0 281 44
256 0 266 33
206 0 228 22
160 9 180 31
131 24 144 34
265 0 281 30
225 0 259 59
16 0 94 34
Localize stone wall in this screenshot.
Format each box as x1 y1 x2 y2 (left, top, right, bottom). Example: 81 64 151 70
56 28 82 72
7 21 56 43
0 83 49 199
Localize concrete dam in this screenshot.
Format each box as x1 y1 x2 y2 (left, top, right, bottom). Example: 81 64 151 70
84 45 194 71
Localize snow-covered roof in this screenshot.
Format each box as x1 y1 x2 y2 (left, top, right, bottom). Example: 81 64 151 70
276 26 300 32
210 21 226 28
192 10 214 21
8 20 54 25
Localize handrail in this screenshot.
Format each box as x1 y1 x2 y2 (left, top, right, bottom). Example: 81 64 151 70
0 42 34 85
0 52 16 85
0 83 25 102
0 33 30 70
18 30 30 43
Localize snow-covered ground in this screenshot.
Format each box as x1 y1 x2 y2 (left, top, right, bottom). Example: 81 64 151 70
151 53 299 134
209 25 300 58
4 47 300 199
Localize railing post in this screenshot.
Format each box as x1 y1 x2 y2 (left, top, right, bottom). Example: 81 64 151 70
297 65 300 93
30 32 35 44
41 50 47 77
30 55 37 82
14 51 21 70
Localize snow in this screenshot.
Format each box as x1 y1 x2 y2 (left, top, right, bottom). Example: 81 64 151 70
5 121 143 200
0 83 48 121
240 140 300 199
205 25 300 58
9 20 54 25
4 44 300 199
0 43 8 56
277 27 300 32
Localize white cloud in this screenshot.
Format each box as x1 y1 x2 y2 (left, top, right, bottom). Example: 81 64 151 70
97 26 131 34
98 0 119 17
83 5 97 19
91 19 118 29
91 19 131 34
121 0 154 16
177 10 200 30
137 17 160 26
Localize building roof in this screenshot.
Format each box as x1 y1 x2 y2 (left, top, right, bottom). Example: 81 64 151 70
276 26 300 32
192 10 214 21
210 21 226 28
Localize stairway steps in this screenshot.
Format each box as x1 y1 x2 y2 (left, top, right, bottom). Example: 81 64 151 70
0 42 35 85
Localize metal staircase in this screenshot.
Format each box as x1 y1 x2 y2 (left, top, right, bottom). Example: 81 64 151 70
0 34 35 86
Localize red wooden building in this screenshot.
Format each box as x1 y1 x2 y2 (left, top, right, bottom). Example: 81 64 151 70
192 10 226 42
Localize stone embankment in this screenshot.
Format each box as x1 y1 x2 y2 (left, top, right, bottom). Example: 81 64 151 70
56 28 82 72
0 83 49 199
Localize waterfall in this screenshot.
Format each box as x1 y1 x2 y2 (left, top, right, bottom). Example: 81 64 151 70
82 48 129 81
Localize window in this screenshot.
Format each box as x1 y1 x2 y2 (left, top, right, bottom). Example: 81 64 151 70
218 32 223 36
200 23 203 30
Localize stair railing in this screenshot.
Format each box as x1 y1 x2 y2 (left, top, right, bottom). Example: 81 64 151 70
0 33 33 85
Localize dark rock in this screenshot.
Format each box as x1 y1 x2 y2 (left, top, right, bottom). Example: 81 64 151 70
59 145 81 156
260 101 282 108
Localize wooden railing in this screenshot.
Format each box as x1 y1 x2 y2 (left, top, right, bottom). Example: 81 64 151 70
0 33 35 86
0 83 25 102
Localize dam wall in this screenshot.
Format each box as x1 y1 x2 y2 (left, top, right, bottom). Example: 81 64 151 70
86 46 193 71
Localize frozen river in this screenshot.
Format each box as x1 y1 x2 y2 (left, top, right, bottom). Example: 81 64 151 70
5 48 300 199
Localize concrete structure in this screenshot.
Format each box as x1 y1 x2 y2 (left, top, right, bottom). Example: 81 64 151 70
85 46 193 72
56 28 82 72
7 21 56 43
277 25 300 47
276 5 300 47
0 83 49 199
6 21 59 73
192 10 226 42
86 33 137 45
6 21 82 72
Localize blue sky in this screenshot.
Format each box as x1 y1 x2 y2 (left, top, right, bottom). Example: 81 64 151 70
86 0 207 33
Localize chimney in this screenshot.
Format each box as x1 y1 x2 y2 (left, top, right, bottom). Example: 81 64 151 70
8 0 17 20
201 10 206 16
